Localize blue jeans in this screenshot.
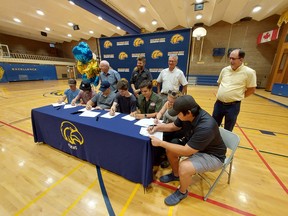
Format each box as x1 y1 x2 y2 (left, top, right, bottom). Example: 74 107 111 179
212 100 241 131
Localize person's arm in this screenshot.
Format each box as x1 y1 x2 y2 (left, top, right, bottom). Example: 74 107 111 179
131 83 140 96
150 136 198 157
58 95 67 103
155 102 167 122
148 122 179 133
71 93 81 106
109 101 118 115
157 82 161 94
182 85 188 95
86 100 95 110
245 87 256 98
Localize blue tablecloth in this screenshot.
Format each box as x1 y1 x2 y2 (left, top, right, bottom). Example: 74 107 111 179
31 105 153 187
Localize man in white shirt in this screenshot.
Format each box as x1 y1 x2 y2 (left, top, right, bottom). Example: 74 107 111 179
156 55 188 102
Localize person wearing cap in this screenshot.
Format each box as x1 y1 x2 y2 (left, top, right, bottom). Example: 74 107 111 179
58 79 80 104
86 80 116 110
109 78 137 115
156 55 188 102
148 95 227 206
130 80 163 119
71 81 96 106
99 60 121 92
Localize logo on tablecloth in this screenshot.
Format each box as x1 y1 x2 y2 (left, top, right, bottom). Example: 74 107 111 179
60 121 84 149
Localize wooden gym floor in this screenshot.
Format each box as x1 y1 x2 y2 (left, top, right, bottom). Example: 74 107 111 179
0 80 287 216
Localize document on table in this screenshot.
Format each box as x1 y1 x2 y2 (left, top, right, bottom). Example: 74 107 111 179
134 118 155 127
78 107 96 112
79 111 101 117
52 102 65 107
121 115 136 121
101 111 120 119
64 104 76 109
139 127 163 140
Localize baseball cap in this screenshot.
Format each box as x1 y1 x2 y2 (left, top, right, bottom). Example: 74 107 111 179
99 81 110 92
168 95 199 116
79 81 91 91
68 79 76 85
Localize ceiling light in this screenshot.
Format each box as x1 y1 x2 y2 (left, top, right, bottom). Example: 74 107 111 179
139 6 146 13
117 26 121 30
67 34 72 37
196 0 203 3
36 10 45 16
45 27 50 31
152 19 157 25
89 30 94 34
68 0 75 5
13 18 21 23
196 14 203 20
68 22 74 26
252 6 262 13
98 16 103 20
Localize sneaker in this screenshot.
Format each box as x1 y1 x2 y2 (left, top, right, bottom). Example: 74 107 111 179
165 189 188 206
159 173 179 183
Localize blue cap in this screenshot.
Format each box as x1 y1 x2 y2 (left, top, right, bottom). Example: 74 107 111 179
99 81 110 92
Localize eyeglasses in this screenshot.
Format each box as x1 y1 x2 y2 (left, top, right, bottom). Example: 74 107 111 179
168 90 179 97
229 57 240 60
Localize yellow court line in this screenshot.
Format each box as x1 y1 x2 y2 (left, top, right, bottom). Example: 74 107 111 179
168 206 175 216
61 179 98 215
14 163 84 216
119 183 141 216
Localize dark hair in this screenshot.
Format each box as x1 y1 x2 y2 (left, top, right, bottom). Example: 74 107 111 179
238 50 245 58
181 105 201 117
139 80 152 89
116 78 129 90
137 56 146 64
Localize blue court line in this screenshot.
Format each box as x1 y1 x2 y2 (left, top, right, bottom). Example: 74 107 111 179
254 93 288 108
96 166 115 216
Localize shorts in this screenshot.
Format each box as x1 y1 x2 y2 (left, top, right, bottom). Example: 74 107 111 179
187 152 223 174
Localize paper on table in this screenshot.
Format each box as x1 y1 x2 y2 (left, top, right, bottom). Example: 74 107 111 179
122 115 136 121
79 111 101 117
52 102 65 107
78 107 95 112
101 111 120 119
139 127 163 140
64 104 76 109
134 118 155 127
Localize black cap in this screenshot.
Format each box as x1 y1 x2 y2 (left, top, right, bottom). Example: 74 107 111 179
168 95 199 116
79 81 91 91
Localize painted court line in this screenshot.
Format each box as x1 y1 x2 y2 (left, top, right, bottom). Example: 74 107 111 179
14 163 84 215
0 120 33 136
254 93 288 108
119 184 141 216
153 181 256 216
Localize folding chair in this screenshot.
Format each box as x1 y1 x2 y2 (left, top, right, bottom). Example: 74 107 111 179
199 127 240 201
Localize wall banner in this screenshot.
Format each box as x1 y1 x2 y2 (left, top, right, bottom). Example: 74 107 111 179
99 28 192 82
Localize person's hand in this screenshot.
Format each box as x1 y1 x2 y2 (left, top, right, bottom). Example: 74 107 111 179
154 118 160 124
95 106 102 110
86 104 92 110
147 125 157 134
109 107 115 116
58 98 63 104
130 111 137 117
71 100 76 106
150 135 162 147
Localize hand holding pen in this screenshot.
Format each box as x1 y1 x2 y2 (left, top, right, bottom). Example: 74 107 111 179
147 124 157 134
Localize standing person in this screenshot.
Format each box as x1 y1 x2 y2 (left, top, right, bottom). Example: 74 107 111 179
156 55 188 102
99 60 121 92
148 95 226 206
130 56 153 97
57 79 80 104
212 49 257 131
130 80 163 119
86 81 116 110
109 78 137 115
71 81 96 105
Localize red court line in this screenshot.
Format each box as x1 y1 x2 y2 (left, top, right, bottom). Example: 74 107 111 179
237 123 288 194
153 180 255 216
0 120 33 137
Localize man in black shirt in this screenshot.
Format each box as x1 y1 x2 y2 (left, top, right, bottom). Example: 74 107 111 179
148 95 226 206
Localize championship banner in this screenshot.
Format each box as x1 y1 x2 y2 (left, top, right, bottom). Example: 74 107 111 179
99 28 192 82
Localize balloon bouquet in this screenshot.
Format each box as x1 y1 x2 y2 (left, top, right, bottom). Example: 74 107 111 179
72 42 100 87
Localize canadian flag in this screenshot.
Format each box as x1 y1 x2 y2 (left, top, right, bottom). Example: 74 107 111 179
257 28 279 44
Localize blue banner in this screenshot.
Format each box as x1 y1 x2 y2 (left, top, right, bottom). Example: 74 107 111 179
0 63 57 82
99 28 192 82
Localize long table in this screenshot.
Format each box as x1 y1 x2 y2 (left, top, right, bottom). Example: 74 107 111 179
31 105 153 187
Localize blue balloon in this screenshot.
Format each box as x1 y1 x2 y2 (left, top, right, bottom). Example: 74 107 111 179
72 42 93 64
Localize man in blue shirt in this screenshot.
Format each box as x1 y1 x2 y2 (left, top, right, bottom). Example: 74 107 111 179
99 60 121 92
58 79 80 104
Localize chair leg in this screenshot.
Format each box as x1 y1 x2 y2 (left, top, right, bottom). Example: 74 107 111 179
203 168 226 201
227 159 233 184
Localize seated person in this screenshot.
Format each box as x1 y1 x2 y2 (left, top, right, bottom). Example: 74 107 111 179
58 78 80 104
71 81 96 105
148 95 227 206
130 80 163 119
110 78 137 115
155 90 182 124
86 81 116 110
